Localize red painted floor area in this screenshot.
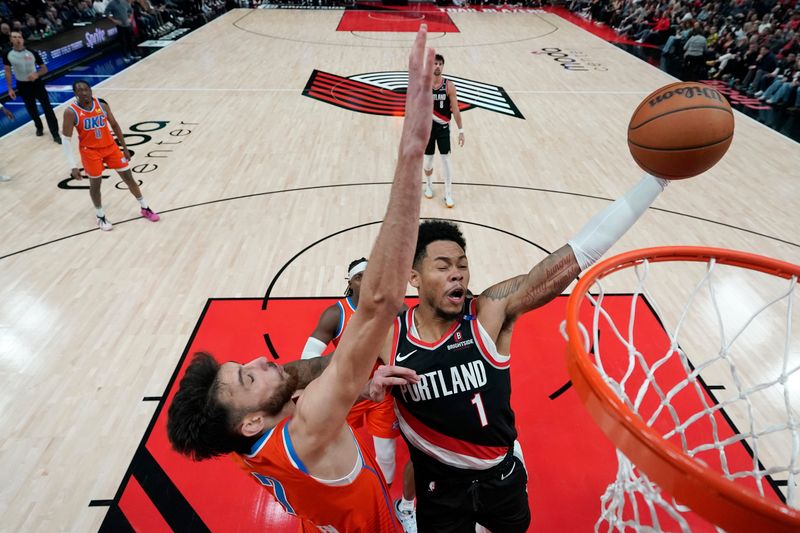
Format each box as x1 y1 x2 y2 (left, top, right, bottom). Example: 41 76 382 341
337 7 459 33
109 295 783 531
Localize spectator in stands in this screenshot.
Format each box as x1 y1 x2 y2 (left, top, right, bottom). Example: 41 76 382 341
0 22 10 50
684 25 708 80
105 0 138 62
76 1 97 20
758 55 799 104
635 9 671 45
663 19 694 55
93 0 110 16
133 0 158 38
739 45 778 93
23 15 38 39
756 51 797 98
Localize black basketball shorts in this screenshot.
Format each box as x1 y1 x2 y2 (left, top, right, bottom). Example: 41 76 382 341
414 454 531 533
425 122 451 156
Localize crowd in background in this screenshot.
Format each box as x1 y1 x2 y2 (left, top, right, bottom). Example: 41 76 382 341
0 0 227 50
569 0 800 110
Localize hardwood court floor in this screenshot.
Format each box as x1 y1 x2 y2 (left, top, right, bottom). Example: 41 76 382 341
0 7 798 531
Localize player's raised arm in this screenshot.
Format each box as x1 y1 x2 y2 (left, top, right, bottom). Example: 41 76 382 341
478 174 670 335
289 26 434 458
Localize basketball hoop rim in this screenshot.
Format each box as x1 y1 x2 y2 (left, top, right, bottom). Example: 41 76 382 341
565 246 800 533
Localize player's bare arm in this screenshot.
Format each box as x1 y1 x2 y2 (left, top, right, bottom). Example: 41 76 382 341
100 100 131 158
448 81 464 147
477 245 581 342
61 107 82 180
284 356 333 389
301 304 341 358
287 26 433 476
311 304 341 344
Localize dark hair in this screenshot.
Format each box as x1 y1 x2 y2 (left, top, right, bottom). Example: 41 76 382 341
166 352 252 460
435 53 445 63
346 257 367 296
413 220 466 267
72 79 89 92
348 257 368 272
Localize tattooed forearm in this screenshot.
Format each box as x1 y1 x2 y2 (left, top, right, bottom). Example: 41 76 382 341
520 250 580 310
481 275 527 301
284 355 333 388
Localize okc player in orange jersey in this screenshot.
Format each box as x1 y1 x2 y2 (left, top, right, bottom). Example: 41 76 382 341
302 257 417 532
61 80 159 231
303 257 401 483
166 26 435 532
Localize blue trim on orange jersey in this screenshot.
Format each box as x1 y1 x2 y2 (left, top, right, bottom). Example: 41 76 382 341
345 295 357 312
334 300 345 339
246 424 276 457
282 423 309 474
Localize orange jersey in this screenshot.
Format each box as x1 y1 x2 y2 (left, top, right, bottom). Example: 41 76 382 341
331 296 357 347
70 97 116 150
236 419 401 532
329 297 398 437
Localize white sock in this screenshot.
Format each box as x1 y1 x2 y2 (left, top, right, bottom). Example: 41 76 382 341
441 153 453 197
399 496 415 511
424 154 434 188
95 207 105 218
373 437 396 484
137 197 149 209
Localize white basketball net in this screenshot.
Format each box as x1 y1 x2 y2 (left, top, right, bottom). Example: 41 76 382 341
567 256 800 532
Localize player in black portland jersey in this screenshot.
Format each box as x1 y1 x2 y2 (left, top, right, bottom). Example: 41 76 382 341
423 54 464 208
379 170 675 531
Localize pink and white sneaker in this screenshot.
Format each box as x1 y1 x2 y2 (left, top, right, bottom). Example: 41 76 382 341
97 216 113 231
141 207 160 222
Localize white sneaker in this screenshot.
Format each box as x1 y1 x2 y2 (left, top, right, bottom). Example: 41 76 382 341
0 175 10 182
424 185 433 199
444 195 454 208
97 216 113 231
394 499 417 533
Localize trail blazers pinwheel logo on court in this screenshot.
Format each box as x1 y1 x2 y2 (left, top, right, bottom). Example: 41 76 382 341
303 70 525 119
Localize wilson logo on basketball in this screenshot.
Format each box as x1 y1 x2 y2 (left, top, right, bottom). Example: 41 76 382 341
647 85 725 107
302 70 525 119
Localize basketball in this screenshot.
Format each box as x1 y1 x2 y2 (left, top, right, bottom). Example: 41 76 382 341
627 82 734 180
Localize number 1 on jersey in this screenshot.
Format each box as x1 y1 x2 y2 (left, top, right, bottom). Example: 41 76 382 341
471 392 488 427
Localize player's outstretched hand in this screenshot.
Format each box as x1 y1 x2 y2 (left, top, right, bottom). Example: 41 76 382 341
403 25 435 150
366 365 420 403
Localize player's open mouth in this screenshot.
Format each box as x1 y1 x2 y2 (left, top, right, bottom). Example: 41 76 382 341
446 287 465 304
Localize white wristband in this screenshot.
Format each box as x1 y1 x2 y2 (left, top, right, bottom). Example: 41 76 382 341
458 128 464 134
567 174 668 271
62 135 77 169
301 337 328 359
